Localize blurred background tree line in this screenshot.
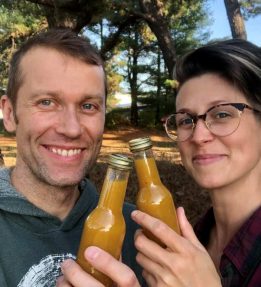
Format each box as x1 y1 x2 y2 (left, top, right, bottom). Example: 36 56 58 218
0 0 260 129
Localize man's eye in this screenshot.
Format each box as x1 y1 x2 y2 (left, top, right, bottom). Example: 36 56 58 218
82 103 95 110
40 99 52 106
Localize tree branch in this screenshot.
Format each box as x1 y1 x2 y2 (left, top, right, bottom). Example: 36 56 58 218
25 0 54 8
100 15 142 59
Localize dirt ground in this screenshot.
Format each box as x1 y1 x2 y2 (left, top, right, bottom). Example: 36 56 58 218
0 127 211 225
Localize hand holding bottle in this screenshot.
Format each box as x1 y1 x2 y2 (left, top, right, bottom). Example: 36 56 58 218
57 247 141 287
76 154 133 286
57 208 222 287
131 208 222 287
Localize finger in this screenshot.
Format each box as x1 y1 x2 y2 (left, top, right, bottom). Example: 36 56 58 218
132 210 186 253
56 275 73 287
134 230 173 268
138 254 180 287
61 259 103 287
85 246 141 287
177 207 206 251
142 269 157 287
135 232 185 282
136 250 164 276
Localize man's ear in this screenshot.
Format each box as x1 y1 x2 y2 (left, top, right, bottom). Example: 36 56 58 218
0 95 17 133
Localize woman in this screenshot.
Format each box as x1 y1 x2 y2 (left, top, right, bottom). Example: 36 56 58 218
57 39 261 287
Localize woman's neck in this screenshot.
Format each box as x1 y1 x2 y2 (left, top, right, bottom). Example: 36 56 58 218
207 169 261 268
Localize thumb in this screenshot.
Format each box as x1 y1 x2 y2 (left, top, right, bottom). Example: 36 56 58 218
177 207 206 251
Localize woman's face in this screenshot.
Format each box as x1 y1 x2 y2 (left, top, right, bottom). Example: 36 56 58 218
176 73 261 189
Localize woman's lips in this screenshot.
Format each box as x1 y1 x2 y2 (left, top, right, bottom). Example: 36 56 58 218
192 154 226 165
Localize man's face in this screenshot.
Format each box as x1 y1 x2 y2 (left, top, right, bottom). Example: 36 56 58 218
3 47 105 187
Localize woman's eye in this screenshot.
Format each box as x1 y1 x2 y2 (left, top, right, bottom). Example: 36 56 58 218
215 111 231 119
178 117 193 127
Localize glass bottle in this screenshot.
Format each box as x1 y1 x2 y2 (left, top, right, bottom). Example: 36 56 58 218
129 137 180 245
76 154 133 287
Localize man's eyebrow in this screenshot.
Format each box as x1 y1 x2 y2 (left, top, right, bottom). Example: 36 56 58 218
81 93 106 104
29 91 105 101
29 90 60 99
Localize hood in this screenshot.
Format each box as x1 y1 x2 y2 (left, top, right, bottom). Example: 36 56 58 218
0 167 98 232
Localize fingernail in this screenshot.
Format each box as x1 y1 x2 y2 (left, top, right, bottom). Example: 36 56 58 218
131 210 139 219
86 246 100 260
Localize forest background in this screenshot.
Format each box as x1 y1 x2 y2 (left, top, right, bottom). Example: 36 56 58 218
0 0 260 224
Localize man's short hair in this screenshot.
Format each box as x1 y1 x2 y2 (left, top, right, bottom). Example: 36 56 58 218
7 28 107 110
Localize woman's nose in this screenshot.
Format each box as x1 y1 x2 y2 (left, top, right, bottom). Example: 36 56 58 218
190 119 214 143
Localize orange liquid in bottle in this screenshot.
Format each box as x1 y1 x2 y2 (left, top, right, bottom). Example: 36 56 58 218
135 156 180 244
77 177 127 287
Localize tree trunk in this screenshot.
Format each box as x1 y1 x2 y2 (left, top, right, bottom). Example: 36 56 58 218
26 0 177 77
27 0 96 32
224 0 247 39
155 46 161 125
129 31 139 126
138 0 176 77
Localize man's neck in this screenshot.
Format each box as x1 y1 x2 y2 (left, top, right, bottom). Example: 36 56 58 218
10 166 80 221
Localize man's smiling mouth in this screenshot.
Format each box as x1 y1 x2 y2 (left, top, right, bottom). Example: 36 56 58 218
48 147 82 157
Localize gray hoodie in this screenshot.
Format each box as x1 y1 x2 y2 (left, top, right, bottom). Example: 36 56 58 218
0 168 143 286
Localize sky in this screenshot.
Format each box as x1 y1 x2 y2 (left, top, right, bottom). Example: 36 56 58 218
207 0 261 46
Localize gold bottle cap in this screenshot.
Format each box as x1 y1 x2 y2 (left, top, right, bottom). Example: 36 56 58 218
108 154 133 170
128 137 153 152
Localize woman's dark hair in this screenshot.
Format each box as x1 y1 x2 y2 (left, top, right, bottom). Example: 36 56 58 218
174 39 261 111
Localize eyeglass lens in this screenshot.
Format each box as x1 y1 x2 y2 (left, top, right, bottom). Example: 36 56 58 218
165 104 242 141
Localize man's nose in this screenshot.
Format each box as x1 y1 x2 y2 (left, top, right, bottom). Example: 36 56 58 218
56 108 82 138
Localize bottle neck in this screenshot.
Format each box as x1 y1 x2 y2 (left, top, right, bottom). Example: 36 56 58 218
133 149 162 187
98 167 129 212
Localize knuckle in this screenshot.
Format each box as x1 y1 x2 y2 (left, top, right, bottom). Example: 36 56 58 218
184 245 199 262
155 273 173 287
162 274 175 286
152 219 168 234
135 252 143 264
169 258 185 274
134 233 145 249
69 266 78 279
119 271 138 287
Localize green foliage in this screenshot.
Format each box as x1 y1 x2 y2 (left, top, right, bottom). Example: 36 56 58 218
105 58 124 97
105 107 131 129
0 1 46 91
0 0 211 128
165 79 179 89
240 0 261 19
105 0 210 126
106 93 121 111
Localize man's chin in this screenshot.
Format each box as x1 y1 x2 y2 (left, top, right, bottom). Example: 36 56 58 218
34 160 92 187
49 174 87 187
37 171 87 188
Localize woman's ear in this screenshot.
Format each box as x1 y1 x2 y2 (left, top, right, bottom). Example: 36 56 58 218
0 95 17 133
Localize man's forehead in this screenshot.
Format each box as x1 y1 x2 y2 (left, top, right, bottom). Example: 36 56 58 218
19 46 104 75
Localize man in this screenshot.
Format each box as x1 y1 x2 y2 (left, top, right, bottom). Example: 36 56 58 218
0 29 143 286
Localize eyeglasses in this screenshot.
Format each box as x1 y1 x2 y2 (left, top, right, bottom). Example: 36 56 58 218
164 103 261 142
